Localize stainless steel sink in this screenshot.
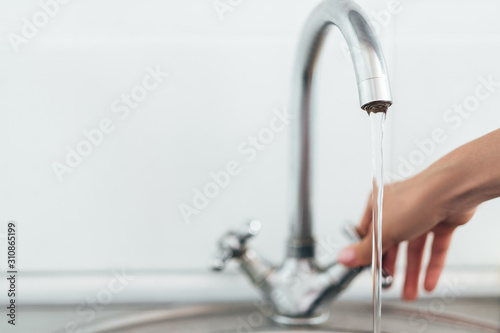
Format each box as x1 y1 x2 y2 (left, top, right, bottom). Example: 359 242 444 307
38 297 499 333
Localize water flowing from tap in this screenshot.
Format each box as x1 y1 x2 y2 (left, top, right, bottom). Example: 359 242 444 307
370 111 386 333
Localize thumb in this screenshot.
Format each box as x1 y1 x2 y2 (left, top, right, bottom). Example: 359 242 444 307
337 231 373 267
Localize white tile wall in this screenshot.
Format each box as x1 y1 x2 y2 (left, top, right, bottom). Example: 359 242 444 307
390 1 500 267
0 0 499 275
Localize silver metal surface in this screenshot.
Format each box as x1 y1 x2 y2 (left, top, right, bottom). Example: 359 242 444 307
212 221 364 324
211 0 393 326
46 298 500 333
289 0 392 257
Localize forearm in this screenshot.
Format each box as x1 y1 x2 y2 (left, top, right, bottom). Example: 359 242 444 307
418 128 500 214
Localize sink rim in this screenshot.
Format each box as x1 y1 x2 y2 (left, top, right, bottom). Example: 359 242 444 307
74 300 500 333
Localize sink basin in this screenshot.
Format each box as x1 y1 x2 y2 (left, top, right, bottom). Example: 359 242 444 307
38 297 499 333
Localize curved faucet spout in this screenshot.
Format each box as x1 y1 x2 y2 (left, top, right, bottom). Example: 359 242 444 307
288 0 392 258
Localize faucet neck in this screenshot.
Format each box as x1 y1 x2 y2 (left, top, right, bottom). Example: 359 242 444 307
287 0 392 258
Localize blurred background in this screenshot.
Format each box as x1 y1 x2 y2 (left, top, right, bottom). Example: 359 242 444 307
0 0 499 323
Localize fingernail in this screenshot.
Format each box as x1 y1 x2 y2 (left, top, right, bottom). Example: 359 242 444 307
338 247 356 264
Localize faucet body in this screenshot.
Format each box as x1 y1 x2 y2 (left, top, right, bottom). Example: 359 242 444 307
212 0 392 325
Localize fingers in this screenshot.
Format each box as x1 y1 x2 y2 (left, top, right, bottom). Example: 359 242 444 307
403 234 428 301
342 227 454 299
339 195 374 267
338 223 396 268
424 227 455 292
382 243 400 277
356 194 373 237
338 230 373 267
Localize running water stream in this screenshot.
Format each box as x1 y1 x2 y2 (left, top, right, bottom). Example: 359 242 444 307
369 111 386 333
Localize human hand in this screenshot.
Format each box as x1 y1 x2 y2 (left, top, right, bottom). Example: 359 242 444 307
337 178 477 300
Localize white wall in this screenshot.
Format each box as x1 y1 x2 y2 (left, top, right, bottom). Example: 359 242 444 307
0 0 499 275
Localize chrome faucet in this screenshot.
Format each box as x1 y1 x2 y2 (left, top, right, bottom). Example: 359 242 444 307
211 0 392 325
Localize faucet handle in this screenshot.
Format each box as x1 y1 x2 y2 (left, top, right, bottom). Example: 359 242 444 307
211 220 262 271
234 219 262 242
211 248 233 272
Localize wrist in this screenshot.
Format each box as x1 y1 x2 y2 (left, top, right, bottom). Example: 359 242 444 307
414 157 480 220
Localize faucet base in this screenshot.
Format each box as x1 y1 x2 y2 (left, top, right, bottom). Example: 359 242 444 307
271 310 329 326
